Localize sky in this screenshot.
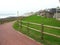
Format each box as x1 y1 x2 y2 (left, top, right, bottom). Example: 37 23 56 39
0 0 60 18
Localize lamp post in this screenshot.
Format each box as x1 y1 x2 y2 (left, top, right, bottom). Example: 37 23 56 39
17 11 19 22
56 0 60 19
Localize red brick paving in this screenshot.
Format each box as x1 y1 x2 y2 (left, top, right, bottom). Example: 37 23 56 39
0 22 42 45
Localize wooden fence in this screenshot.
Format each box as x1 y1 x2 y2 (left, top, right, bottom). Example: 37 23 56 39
19 20 60 40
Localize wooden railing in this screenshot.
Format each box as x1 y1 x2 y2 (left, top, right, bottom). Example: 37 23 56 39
19 20 60 40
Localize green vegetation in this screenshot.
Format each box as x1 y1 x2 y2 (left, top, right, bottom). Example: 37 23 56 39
13 14 60 45
22 15 60 27
0 17 17 24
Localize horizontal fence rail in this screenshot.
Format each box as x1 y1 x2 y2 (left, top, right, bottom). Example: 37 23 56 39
22 21 41 25
22 21 60 30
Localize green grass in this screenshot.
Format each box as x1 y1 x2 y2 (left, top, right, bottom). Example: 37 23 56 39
13 15 60 45
22 15 60 27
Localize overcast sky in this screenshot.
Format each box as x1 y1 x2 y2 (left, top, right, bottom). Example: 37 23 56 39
0 0 60 18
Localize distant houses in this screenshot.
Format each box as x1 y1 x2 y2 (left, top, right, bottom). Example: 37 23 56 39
37 10 54 18
36 8 60 20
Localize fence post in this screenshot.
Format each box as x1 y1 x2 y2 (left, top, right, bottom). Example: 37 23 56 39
27 22 30 35
20 18 23 31
41 23 44 40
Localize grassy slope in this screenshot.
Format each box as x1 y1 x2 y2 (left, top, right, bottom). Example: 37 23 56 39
13 14 60 45
22 15 60 27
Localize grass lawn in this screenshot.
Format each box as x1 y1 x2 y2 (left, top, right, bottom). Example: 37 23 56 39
13 15 60 45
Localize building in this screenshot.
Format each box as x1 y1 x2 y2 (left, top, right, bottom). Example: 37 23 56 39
37 8 60 20
37 10 54 18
